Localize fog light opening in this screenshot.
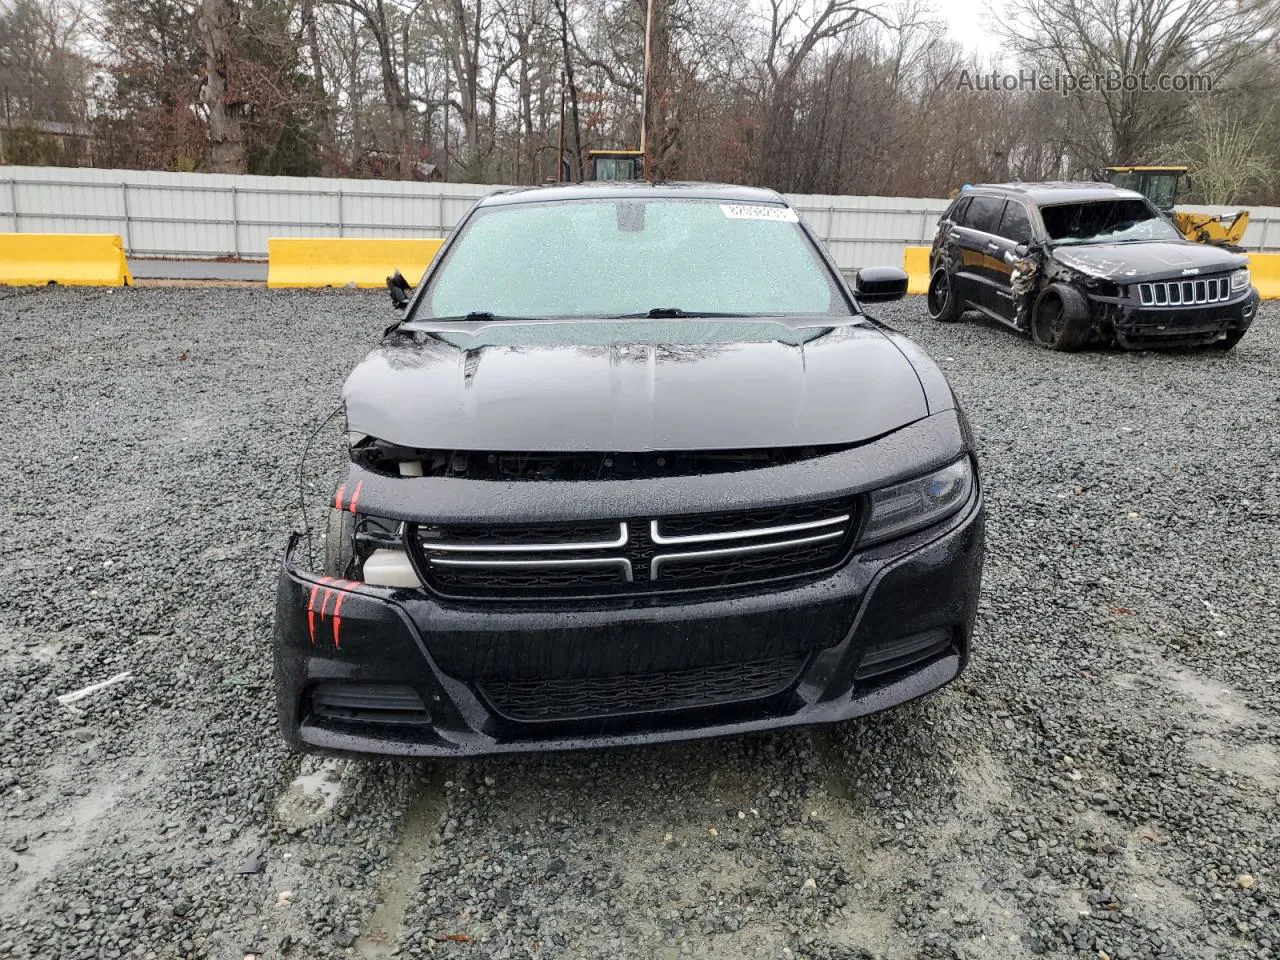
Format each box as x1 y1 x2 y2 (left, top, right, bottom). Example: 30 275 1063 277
854 627 953 681
310 682 431 726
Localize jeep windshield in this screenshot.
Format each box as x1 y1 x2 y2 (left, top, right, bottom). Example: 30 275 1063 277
1040 198 1183 246
419 197 852 320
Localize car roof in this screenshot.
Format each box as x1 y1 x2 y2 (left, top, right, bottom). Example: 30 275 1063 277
477 180 788 207
962 181 1146 205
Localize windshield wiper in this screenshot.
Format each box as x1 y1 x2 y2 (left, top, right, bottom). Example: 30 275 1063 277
427 312 549 322
609 307 756 319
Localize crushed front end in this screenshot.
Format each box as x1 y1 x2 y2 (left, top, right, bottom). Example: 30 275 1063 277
1054 262 1258 350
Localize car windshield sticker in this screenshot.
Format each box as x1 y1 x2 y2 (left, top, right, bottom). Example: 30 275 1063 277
720 204 799 222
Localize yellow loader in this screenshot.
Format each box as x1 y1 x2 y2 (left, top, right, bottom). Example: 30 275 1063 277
1103 165 1249 251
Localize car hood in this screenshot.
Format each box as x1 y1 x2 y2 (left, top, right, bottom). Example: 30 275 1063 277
1050 241 1247 283
342 318 928 451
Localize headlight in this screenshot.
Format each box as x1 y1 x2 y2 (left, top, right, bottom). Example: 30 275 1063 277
1231 268 1251 291
862 459 974 546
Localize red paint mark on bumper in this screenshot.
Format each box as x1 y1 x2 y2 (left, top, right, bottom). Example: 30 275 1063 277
304 576 354 650
331 591 347 649
307 585 317 645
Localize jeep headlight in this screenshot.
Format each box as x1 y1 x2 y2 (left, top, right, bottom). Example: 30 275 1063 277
1231 268 1251 292
862 459 974 546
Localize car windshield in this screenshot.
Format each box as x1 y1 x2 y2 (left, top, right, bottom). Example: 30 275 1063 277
1040 199 1182 245
421 197 852 319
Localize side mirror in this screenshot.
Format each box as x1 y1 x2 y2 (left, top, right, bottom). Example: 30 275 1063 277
853 266 909 303
1014 242 1030 257
386 269 411 310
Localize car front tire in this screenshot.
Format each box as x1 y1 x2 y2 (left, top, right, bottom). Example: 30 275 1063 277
324 505 356 577
1031 283 1090 352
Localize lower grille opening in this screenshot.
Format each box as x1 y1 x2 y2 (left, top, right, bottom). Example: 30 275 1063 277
309 682 431 726
854 628 953 681
478 655 808 723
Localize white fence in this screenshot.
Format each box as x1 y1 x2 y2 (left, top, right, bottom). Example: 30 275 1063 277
2 165 1278 270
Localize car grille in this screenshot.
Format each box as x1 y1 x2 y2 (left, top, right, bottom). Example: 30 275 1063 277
478 655 807 722
411 498 858 600
1136 275 1231 307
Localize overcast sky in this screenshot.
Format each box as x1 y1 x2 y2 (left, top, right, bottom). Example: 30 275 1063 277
940 0 1007 59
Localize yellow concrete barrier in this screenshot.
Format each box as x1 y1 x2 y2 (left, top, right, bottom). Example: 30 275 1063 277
0 233 132 286
903 246 930 295
267 237 444 289
1250 252 1280 300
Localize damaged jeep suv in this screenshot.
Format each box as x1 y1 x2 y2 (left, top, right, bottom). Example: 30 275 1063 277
927 181 1258 350
273 181 984 758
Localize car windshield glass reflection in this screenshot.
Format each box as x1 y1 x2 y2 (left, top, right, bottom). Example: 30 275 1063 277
422 198 851 319
1040 199 1182 245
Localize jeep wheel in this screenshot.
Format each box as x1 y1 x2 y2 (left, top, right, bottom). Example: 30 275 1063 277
1031 284 1090 352
927 267 962 322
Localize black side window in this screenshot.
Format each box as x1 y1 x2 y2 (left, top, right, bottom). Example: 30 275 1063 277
963 196 1005 234
949 196 971 224
997 201 1033 243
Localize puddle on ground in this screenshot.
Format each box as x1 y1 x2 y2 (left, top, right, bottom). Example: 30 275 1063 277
275 756 349 829
1165 668 1258 729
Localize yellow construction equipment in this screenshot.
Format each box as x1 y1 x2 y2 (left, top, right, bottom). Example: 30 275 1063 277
587 149 645 181
267 238 444 289
1103 166 1249 250
0 233 132 286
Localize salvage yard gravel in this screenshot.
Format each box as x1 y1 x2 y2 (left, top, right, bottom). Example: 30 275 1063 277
0 286 1276 960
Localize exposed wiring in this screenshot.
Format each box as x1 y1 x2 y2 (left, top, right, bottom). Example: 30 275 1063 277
297 404 344 569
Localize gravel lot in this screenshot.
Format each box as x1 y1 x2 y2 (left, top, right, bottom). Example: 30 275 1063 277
1 286 1277 960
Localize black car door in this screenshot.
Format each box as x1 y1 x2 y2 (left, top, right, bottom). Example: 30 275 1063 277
987 199 1034 322
951 195 1006 309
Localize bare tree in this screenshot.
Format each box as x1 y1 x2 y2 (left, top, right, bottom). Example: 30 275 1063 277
21 0 1280 205
1172 99 1274 204
754 0 886 181
552 0 584 177
198 0 248 172
1001 0 1280 168
320 0 416 178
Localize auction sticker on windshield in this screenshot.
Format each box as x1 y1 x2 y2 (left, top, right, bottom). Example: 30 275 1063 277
720 204 800 222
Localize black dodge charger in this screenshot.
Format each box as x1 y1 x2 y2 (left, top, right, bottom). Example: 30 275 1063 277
274 181 985 757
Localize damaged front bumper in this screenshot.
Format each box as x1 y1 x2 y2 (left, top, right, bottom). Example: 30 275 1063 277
1088 287 1258 349
272 492 985 758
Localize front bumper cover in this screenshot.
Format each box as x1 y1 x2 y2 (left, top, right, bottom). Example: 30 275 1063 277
1089 288 1258 348
272 489 985 758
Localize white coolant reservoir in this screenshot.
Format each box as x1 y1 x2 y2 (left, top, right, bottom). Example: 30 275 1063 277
361 549 420 587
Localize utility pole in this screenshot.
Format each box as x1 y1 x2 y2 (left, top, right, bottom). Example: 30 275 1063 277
640 0 654 179
557 73 566 182
442 71 451 180
1 88 9 166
